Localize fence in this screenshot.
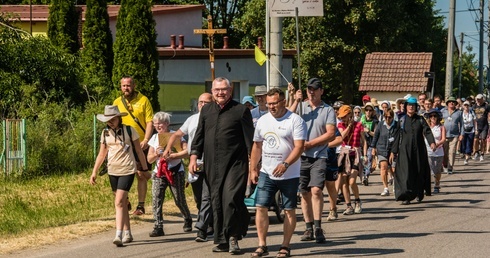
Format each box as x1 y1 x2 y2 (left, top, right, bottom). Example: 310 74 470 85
1 119 27 176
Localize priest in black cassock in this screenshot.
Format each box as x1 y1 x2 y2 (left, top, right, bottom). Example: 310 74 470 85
189 77 254 254
390 97 436 205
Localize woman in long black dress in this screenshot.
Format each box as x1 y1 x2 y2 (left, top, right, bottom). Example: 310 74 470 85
390 97 436 205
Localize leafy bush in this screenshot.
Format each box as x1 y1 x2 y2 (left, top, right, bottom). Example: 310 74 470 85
21 101 104 178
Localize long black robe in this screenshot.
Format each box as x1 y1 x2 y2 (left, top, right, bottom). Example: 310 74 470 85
191 99 254 244
392 114 435 202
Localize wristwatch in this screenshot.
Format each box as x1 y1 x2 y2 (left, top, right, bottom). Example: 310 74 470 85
282 161 289 169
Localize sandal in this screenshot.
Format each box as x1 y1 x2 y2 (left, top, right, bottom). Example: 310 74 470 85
251 246 269 257
276 246 291 257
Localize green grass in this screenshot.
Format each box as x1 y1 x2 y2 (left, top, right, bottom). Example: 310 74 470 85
0 171 195 237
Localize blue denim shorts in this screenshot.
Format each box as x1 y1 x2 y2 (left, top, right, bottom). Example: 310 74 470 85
255 172 299 210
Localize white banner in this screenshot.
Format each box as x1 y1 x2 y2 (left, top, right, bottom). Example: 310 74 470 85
270 0 324 17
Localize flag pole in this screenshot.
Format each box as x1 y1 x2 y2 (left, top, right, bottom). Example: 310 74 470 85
295 7 302 114
266 0 270 91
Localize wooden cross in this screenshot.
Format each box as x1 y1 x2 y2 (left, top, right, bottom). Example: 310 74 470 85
194 15 227 80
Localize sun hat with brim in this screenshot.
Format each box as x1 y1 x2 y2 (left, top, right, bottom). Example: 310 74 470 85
395 98 406 105
364 102 375 110
446 96 457 103
338 105 352 118
424 108 441 118
96 105 128 122
476 94 485 100
463 101 470 106
380 100 391 108
254 85 267 96
241 96 257 107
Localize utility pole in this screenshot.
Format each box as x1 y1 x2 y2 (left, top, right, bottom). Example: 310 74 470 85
270 17 283 89
479 0 484 94
445 0 456 98
459 33 464 98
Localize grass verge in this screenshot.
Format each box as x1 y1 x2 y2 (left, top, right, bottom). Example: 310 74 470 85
0 171 196 254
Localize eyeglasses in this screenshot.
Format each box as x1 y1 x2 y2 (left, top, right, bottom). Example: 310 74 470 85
266 99 285 106
212 87 229 93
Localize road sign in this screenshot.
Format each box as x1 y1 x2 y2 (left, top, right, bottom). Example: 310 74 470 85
270 0 324 17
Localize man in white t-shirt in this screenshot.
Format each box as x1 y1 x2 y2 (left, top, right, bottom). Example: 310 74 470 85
249 88 306 257
163 92 214 242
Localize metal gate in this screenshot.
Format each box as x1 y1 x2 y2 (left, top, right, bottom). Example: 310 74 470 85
1 119 27 176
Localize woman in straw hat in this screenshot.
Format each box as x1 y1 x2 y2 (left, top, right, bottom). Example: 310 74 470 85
90 105 149 247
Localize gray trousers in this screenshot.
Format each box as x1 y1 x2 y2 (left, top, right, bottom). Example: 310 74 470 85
190 171 213 232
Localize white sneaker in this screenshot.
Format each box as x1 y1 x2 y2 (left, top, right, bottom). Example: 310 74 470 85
113 236 123 247
480 155 484 161
473 153 480 160
381 188 389 196
464 159 468 165
122 233 133 243
443 167 448 173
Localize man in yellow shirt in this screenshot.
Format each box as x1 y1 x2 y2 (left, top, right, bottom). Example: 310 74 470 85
113 76 154 215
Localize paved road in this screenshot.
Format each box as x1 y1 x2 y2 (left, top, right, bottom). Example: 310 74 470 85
4 156 490 258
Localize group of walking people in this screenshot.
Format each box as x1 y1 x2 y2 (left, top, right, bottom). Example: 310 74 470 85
88 75 489 257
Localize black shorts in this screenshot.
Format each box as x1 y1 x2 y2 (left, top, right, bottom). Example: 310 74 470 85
299 157 326 193
338 155 359 173
325 167 339 182
109 174 135 192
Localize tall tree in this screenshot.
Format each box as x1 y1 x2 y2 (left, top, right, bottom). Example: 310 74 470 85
112 0 159 109
47 0 80 54
81 0 113 101
234 0 447 103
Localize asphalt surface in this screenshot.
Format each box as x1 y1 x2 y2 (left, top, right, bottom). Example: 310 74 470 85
4 155 490 258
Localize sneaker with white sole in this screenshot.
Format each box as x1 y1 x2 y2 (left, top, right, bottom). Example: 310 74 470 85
326 209 338 221
113 236 123 247
354 200 362 214
122 233 133 243
343 206 354 215
473 153 480 160
464 159 468 165
480 155 484 161
381 188 389 196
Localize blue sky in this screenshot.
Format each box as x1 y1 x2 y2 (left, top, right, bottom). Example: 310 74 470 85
435 0 487 64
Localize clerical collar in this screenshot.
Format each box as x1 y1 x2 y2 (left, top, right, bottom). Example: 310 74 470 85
218 98 231 109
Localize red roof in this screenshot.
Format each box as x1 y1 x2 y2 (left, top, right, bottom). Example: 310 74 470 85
0 4 205 22
358 52 433 92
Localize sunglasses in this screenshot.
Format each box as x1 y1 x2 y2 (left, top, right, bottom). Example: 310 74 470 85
384 116 393 119
365 109 373 112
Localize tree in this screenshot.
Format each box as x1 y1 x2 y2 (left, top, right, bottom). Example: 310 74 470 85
47 0 80 54
453 44 479 98
0 24 82 118
112 0 159 109
234 0 447 104
81 0 113 102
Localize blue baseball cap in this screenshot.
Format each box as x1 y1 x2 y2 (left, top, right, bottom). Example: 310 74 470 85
406 97 418 104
